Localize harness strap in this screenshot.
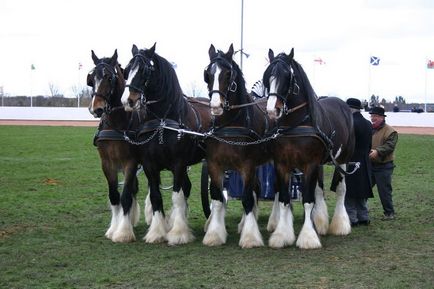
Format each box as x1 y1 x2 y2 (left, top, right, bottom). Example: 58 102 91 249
93 129 137 146
212 126 261 140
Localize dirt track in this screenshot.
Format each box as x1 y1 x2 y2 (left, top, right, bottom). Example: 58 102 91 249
0 120 433 135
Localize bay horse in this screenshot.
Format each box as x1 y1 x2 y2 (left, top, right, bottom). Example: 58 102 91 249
202 44 273 248
121 43 212 245
87 49 142 242
263 48 355 249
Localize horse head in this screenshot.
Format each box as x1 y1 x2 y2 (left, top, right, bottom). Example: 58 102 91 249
204 44 246 116
263 48 303 120
122 43 156 111
87 49 124 118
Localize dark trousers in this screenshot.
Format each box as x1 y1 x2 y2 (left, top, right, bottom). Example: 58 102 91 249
371 161 395 216
345 197 369 223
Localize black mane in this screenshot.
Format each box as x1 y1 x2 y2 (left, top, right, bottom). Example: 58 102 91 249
137 49 188 120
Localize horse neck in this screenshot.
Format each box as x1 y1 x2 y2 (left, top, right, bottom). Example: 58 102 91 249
279 93 312 128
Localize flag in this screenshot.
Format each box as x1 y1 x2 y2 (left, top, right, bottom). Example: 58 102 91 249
314 58 325 65
31 64 36 70
427 60 434 69
370 56 380 66
78 62 83 70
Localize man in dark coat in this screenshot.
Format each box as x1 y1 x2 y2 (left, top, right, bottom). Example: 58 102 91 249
345 98 374 226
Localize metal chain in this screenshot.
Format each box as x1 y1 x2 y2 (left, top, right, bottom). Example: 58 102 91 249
123 128 160 146
204 131 280 146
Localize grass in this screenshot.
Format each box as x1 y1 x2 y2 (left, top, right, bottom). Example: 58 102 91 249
0 125 433 289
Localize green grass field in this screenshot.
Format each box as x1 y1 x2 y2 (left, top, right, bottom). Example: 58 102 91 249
0 125 433 289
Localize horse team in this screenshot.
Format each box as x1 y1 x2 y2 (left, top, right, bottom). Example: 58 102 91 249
87 43 355 249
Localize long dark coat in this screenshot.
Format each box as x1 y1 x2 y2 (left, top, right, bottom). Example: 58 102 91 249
346 111 374 199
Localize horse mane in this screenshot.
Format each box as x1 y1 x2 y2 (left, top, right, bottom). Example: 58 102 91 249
290 59 321 128
146 51 188 118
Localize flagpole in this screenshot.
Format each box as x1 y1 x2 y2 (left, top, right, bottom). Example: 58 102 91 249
424 60 428 112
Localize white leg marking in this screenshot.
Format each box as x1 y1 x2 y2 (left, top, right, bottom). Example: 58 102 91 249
296 202 322 249
203 200 227 246
329 167 351 235
112 208 136 243
167 190 195 245
105 204 121 240
312 184 329 235
144 211 168 243
131 197 140 227
144 190 152 225
239 212 264 248
267 192 280 232
269 202 296 248
238 193 259 234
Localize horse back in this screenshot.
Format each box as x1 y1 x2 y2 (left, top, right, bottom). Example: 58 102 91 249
317 97 355 163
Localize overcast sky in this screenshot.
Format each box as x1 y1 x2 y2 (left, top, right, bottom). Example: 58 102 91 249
1 0 434 103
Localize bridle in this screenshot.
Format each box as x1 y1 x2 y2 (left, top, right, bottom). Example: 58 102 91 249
267 58 304 115
205 55 239 111
124 53 161 108
89 62 121 114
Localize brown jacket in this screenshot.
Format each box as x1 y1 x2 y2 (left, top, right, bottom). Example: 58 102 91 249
371 123 398 164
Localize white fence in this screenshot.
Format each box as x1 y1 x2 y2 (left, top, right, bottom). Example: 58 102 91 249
0 107 433 127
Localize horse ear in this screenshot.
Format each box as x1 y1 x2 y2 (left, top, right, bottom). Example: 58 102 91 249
289 48 294 59
227 44 234 58
110 49 118 66
208 44 217 59
91 50 99 64
149 42 156 55
132 44 138 56
268 49 274 61
87 73 93 87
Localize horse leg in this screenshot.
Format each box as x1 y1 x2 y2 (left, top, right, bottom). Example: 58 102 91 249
267 192 280 232
203 166 227 246
239 167 264 248
144 173 160 225
238 173 260 233
328 165 351 235
167 167 195 245
296 165 322 249
144 170 168 243
130 174 140 226
312 165 329 235
144 190 152 225
269 166 295 248
112 164 138 243
103 167 121 240
267 166 279 232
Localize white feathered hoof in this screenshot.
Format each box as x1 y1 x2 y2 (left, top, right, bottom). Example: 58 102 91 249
268 230 296 249
296 203 322 249
328 213 351 236
239 213 264 248
296 227 322 249
203 229 227 246
144 211 168 243
105 225 117 240
111 225 136 243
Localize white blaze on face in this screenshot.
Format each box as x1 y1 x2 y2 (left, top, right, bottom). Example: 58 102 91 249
209 64 222 109
121 66 139 106
89 77 101 115
267 77 278 113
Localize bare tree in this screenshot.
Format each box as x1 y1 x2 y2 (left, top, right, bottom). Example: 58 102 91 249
48 82 62 97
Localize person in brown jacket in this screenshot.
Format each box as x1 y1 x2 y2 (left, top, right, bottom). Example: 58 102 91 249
369 107 398 220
